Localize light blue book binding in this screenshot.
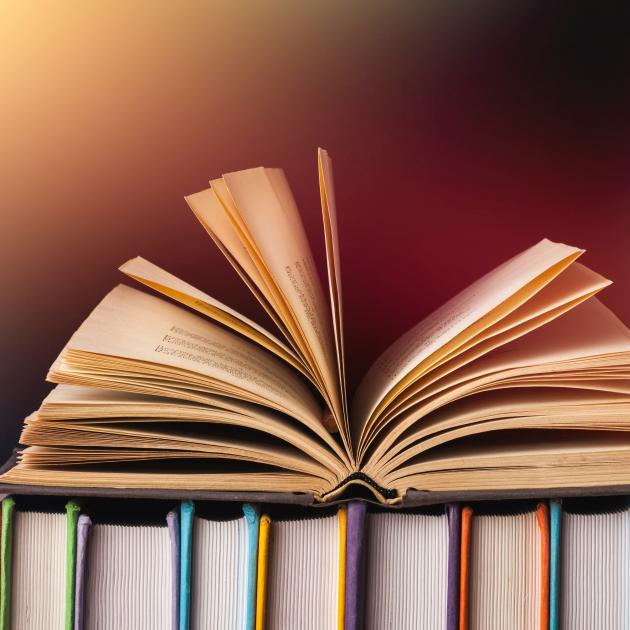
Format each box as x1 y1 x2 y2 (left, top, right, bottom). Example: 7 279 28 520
243 503 260 630
179 500 195 630
178 501 259 630
549 499 562 630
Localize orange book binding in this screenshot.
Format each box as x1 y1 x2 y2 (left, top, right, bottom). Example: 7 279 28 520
536 502 550 630
459 506 473 630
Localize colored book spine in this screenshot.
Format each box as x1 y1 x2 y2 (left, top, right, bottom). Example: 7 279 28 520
64 500 81 630
344 502 367 630
0 497 15 630
446 504 462 630
549 500 562 630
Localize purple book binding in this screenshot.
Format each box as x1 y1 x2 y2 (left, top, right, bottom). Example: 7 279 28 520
74 514 92 630
446 503 461 630
166 510 180 630
344 501 367 630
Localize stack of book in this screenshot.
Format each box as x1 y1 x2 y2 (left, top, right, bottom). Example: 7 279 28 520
1 495 629 629
1 149 630 628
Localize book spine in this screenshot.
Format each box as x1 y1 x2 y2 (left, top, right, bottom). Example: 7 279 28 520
64 500 81 630
255 515 271 630
343 502 367 630
549 500 562 630
458 506 473 630
0 497 15 630
179 500 194 630
536 503 550 630
73 514 91 630
337 505 347 630
166 509 180 630
446 504 461 630
243 503 260 630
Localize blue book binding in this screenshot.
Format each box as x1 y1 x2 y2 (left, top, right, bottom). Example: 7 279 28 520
243 503 260 630
179 501 259 630
179 500 195 630
549 499 562 630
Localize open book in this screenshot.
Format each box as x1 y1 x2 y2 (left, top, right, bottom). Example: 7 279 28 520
3 149 630 504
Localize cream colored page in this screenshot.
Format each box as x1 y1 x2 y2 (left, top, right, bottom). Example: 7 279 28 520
396 387 630 447
36 385 348 477
469 297 630 374
373 388 630 477
119 257 302 367
185 188 265 288
390 432 630 474
459 261 609 342
318 148 347 417
354 239 583 426
399 297 630 417
365 297 630 466
222 167 343 423
63 285 324 426
185 187 288 336
372 261 610 428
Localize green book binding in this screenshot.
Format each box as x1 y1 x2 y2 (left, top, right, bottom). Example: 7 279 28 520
1 497 15 630
65 500 81 630
0 496 79 630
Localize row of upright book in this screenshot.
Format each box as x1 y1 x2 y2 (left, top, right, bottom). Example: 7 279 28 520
1 495 627 630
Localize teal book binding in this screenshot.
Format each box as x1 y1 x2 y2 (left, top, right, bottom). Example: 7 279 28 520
243 503 260 630
549 499 562 630
178 501 258 630
179 500 195 630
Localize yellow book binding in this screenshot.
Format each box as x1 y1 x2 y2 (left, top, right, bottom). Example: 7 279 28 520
337 505 347 630
255 514 271 630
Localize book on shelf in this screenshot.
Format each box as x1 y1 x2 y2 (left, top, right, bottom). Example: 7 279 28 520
74 502 179 630
459 502 549 630
557 497 630 629
3 494 630 630
2 148 630 504
178 500 259 630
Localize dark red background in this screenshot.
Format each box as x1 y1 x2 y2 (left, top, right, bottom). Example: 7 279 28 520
2 2 629 462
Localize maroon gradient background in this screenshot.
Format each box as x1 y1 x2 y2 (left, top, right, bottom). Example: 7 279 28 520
1 2 629 462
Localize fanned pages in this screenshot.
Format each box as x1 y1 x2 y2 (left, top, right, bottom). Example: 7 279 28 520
119 257 307 377
3 149 630 504
318 148 348 422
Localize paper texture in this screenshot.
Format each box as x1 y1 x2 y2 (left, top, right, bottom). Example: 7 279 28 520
365 510 448 629
84 523 173 629
467 509 542 630
189 509 248 629
265 512 340 630
561 503 630 629
10 510 67 629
